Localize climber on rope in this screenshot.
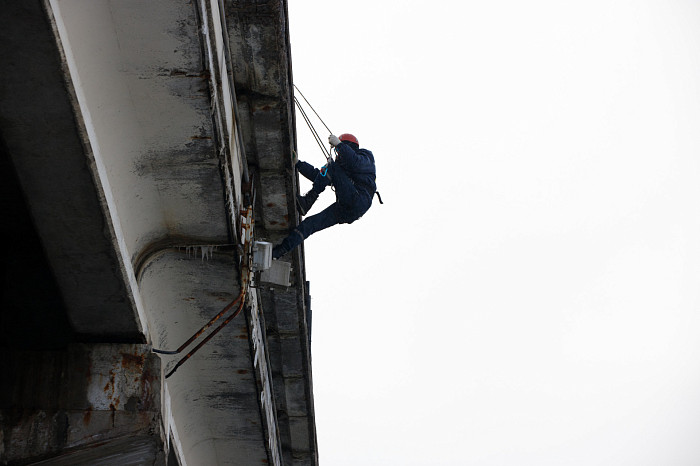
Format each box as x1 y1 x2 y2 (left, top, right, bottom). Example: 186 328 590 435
272 133 377 260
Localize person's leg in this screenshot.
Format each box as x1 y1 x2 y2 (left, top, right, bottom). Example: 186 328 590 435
296 160 332 215
325 163 374 224
273 203 342 259
297 160 332 191
296 160 318 182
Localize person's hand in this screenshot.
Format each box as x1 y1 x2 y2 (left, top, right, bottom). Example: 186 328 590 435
328 134 341 147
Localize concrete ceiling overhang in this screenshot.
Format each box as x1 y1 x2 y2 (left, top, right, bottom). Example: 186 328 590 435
1 0 316 464
0 1 144 341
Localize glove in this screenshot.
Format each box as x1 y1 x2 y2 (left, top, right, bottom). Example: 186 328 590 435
328 134 341 147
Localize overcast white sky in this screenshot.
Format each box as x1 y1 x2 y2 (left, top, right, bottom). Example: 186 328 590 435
287 2 700 464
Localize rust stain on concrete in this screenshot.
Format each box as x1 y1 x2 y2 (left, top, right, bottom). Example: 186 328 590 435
121 352 146 370
83 407 92 425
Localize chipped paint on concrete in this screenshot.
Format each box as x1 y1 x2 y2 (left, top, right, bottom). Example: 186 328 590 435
85 345 155 413
0 344 162 464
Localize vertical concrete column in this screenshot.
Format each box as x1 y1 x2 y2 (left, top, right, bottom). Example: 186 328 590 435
0 344 165 464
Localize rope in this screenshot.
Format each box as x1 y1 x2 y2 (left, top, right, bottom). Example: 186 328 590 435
294 84 332 134
292 85 340 192
294 96 331 163
294 85 338 165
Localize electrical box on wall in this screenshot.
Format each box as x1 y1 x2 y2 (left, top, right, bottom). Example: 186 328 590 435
261 260 292 287
252 241 272 271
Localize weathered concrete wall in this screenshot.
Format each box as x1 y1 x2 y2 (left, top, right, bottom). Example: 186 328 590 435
1 0 317 464
225 2 319 463
0 344 163 465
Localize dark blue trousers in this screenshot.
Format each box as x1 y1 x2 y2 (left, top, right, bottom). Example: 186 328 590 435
272 161 372 258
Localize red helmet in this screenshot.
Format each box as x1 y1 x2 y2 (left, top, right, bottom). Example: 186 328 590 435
339 133 359 145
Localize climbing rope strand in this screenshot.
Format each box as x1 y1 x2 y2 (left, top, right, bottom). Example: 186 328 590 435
293 84 333 135
294 96 332 163
295 97 327 155
295 98 325 154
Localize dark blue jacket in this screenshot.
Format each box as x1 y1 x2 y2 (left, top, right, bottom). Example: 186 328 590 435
335 142 377 197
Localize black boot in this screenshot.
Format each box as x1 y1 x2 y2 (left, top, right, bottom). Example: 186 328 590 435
273 230 303 259
272 244 288 260
296 190 319 216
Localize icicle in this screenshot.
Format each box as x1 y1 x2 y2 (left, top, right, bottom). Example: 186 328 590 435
180 245 221 261
196 245 216 261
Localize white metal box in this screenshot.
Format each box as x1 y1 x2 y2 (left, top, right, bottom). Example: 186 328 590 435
252 241 272 271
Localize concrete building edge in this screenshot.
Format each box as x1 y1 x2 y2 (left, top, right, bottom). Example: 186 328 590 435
43 0 150 340
163 382 187 466
42 5 235 462
24 2 318 464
